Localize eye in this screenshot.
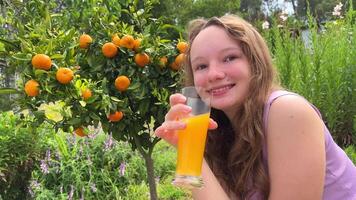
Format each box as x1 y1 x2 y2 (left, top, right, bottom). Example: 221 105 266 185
224 55 238 62
194 64 208 71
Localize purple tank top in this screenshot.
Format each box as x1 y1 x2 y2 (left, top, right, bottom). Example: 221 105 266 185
261 90 356 200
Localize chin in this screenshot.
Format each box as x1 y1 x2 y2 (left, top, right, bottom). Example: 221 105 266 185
211 101 234 111
212 96 243 112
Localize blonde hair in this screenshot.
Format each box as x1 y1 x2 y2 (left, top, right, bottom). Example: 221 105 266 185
185 15 279 198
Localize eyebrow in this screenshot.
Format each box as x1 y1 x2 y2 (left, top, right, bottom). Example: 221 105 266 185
191 47 242 64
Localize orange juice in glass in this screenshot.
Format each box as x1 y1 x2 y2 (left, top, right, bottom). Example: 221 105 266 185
172 86 211 189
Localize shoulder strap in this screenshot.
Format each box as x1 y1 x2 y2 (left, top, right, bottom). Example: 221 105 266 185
263 90 323 131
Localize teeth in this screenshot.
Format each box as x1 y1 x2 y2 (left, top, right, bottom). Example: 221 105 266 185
211 85 232 94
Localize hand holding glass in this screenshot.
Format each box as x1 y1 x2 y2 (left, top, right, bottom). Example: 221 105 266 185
172 86 211 189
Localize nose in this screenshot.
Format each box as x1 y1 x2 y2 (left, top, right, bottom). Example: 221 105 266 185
207 62 225 82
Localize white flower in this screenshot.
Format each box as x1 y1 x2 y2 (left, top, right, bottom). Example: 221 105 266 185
90 183 97 193
262 21 270 30
332 2 343 17
332 11 341 16
280 14 288 22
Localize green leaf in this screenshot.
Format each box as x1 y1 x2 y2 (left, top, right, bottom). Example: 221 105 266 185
35 69 50 76
50 54 64 59
128 81 140 90
0 42 5 52
79 101 87 107
75 79 82 89
138 99 150 115
89 112 101 120
67 118 81 125
12 53 31 61
110 96 123 102
54 133 69 160
0 38 19 50
0 88 20 95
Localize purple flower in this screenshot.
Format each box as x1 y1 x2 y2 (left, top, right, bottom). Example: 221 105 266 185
119 162 126 176
104 133 113 151
40 160 49 174
28 188 34 197
66 133 76 148
87 132 98 139
46 149 51 161
28 180 40 197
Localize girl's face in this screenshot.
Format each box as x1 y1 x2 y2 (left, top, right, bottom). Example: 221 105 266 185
190 26 251 118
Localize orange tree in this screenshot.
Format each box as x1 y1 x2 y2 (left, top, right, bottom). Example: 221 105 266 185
0 0 186 199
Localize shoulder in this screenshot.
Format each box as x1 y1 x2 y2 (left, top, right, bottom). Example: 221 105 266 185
266 93 325 155
266 93 325 149
267 93 322 127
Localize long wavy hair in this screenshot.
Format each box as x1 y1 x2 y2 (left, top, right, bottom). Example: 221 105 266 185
184 15 280 199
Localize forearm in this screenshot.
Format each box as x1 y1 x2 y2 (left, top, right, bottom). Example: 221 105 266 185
192 159 230 200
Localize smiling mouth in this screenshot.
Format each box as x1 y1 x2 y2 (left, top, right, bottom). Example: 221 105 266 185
208 84 235 96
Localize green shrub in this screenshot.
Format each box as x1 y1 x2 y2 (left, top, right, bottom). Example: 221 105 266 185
29 132 190 199
0 112 52 199
345 145 356 164
158 175 192 200
262 13 356 146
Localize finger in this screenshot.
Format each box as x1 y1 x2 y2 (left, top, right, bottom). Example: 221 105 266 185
154 121 186 137
208 118 218 130
162 120 187 132
154 126 179 147
164 104 191 121
169 93 187 106
154 126 170 138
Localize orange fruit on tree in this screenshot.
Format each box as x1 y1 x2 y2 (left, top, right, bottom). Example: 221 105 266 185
133 38 141 52
31 54 52 70
170 61 180 71
134 53 150 67
24 79 40 97
115 75 130 92
102 42 118 58
119 34 135 49
177 41 189 54
74 127 86 137
108 111 124 122
81 88 92 100
159 56 168 67
79 34 93 49
56 67 74 84
112 34 121 46
171 53 186 70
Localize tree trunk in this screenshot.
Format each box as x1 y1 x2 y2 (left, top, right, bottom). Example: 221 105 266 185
132 134 158 200
290 0 298 17
143 153 158 200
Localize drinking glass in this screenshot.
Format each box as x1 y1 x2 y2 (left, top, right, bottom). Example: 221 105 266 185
172 86 211 189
